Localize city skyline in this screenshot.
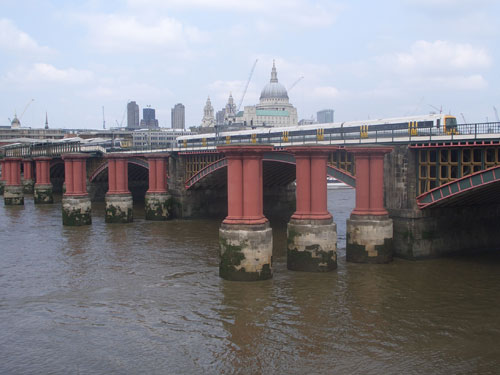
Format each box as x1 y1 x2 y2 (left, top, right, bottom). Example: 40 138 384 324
1 1 499 129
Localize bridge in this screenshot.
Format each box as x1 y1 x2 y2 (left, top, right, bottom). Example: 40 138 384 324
1 120 500 281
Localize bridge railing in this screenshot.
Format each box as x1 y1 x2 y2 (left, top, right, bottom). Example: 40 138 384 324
2 140 82 158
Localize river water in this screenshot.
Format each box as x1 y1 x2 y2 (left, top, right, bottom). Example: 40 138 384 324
1 188 500 374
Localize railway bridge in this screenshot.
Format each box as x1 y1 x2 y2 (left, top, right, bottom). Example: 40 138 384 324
1 121 500 281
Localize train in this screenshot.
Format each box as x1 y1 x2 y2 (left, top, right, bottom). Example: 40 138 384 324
177 113 458 148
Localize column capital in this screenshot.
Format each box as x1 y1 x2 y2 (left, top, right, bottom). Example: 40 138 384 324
105 153 130 160
217 145 273 156
34 156 52 161
145 152 170 159
5 157 22 162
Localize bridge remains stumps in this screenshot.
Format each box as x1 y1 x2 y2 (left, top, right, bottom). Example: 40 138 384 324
3 157 24 205
62 154 91 226
218 145 273 281
286 146 337 272
34 157 53 204
22 159 34 194
346 147 393 263
145 154 171 220
105 154 133 223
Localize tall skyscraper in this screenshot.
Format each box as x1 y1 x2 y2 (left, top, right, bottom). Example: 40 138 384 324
171 103 185 129
140 107 159 128
127 101 140 128
317 109 335 124
216 109 225 126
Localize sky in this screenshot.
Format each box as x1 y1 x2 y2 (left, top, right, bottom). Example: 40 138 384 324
0 0 499 129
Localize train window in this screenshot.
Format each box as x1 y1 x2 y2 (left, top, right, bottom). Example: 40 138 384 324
445 117 457 127
436 119 440 128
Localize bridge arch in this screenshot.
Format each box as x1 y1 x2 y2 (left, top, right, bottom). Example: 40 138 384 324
417 165 500 209
185 151 356 190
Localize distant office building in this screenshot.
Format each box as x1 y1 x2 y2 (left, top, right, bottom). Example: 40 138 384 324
216 109 225 126
171 103 185 130
317 109 334 124
132 129 192 149
127 101 140 128
140 107 159 128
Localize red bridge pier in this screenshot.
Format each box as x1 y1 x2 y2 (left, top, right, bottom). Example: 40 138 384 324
22 159 34 194
286 146 337 272
62 153 91 226
145 154 171 221
346 147 393 263
3 157 24 205
34 157 53 204
218 145 274 281
105 154 133 223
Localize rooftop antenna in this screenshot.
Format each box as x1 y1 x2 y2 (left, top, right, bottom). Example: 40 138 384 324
237 59 258 112
493 106 499 122
102 106 106 129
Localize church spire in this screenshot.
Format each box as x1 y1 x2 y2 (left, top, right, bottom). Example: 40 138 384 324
270 59 278 83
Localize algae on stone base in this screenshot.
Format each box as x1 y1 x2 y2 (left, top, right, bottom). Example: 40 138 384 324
219 223 273 281
34 186 53 204
145 193 172 221
105 194 133 223
62 196 92 226
4 185 24 206
286 219 337 272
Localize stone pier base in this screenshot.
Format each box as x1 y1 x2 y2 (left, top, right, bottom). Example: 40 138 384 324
347 215 393 263
22 179 34 194
105 193 133 223
219 222 273 281
4 185 24 205
34 184 53 204
62 195 92 226
0 180 4 195
287 218 337 272
145 192 171 221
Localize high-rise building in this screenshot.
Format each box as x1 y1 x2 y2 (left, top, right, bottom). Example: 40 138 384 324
216 109 225 126
140 107 159 128
317 109 334 124
127 101 140 128
171 103 185 129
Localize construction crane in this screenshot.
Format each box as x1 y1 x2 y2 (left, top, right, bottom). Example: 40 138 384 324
429 104 443 114
493 106 499 122
460 113 467 124
115 104 127 128
288 76 304 91
8 99 34 127
237 59 258 112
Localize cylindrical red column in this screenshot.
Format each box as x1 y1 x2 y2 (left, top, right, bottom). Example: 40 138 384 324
293 154 311 217
225 153 243 221
347 147 392 216
352 152 370 215
6 158 22 186
148 158 157 191
62 154 88 196
108 159 116 193
310 153 330 218
369 153 388 215
242 155 262 219
106 155 129 194
156 158 166 192
23 159 33 180
4 160 11 184
35 157 52 185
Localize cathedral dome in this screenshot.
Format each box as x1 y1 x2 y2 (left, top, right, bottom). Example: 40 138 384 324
260 61 289 101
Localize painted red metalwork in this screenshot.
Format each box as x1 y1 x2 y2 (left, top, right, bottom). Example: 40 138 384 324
34 157 52 186
347 147 393 216
218 145 273 225
23 159 33 181
4 158 22 186
62 154 89 196
416 164 500 208
146 154 169 193
286 146 337 220
106 154 130 195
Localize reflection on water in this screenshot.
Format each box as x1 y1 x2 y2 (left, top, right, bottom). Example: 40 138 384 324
1 189 500 374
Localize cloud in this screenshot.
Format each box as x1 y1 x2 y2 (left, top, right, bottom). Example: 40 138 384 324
312 86 340 99
0 18 53 55
393 40 491 73
80 13 207 54
4 63 93 85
